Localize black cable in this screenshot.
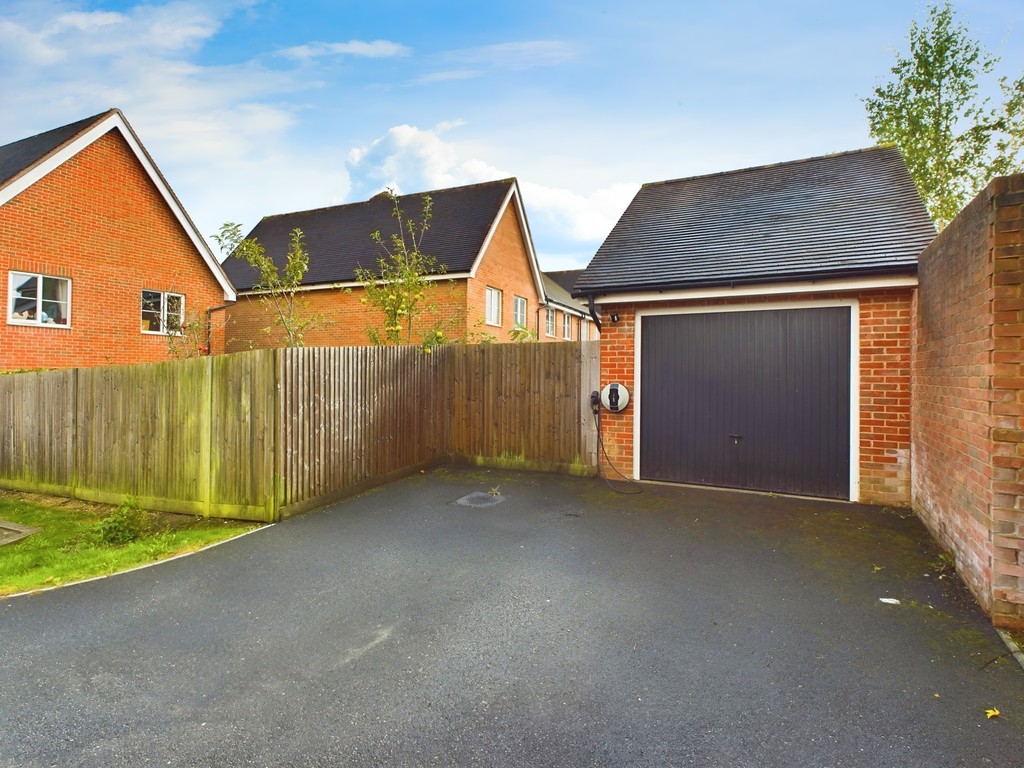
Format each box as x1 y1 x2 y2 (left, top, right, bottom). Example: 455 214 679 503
593 407 643 494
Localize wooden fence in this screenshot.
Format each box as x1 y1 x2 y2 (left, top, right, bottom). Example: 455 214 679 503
0 342 599 521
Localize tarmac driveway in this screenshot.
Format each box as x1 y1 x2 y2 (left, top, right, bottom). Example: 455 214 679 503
2 466 1023 767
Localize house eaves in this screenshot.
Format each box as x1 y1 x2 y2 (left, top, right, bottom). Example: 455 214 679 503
465 180 547 302
0 109 236 302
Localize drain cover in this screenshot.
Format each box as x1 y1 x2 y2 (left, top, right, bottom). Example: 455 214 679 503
455 492 506 508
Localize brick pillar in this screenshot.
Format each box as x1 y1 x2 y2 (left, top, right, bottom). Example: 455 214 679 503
989 176 1024 627
598 306 635 478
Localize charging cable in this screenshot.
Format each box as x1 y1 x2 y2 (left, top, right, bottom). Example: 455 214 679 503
590 391 643 495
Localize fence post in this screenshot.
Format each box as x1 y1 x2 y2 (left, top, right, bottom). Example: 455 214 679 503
579 340 600 468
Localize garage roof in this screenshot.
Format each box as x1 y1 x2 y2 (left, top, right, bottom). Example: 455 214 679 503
575 146 935 296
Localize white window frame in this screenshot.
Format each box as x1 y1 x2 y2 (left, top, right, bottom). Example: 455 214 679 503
485 287 502 326
545 308 556 337
563 313 572 339
7 271 72 328
513 295 527 329
581 320 589 341
141 290 185 335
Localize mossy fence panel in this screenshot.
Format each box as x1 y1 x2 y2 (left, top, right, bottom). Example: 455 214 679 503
0 342 597 521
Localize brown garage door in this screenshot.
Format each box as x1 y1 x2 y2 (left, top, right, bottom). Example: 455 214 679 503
639 307 851 499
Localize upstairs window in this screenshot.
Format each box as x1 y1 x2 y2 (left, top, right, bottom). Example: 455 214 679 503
513 296 527 329
8 271 71 327
563 313 572 339
141 290 184 334
581 320 590 341
486 287 502 326
545 308 556 337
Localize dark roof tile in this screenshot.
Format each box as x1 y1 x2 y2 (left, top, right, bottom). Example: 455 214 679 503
544 269 584 294
222 179 516 291
0 111 114 189
575 147 935 295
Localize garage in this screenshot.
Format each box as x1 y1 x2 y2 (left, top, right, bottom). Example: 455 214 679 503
638 305 852 499
573 146 937 504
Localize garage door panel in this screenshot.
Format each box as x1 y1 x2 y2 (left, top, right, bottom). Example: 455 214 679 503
640 307 850 499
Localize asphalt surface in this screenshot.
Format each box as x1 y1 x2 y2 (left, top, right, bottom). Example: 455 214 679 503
2 465 1023 767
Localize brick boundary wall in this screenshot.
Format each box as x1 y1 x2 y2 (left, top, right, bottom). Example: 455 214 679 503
597 289 914 505
913 174 1024 628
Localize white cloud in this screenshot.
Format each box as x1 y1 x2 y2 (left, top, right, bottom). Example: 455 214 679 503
520 181 637 242
444 40 577 70
53 11 125 32
279 39 411 62
346 123 634 249
0 0 350 249
414 39 576 85
346 123 500 195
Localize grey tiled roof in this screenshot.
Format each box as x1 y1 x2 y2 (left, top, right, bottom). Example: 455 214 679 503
222 179 517 291
544 269 584 294
0 111 113 190
541 273 586 315
575 147 935 296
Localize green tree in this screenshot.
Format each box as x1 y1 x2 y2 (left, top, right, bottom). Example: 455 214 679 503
355 189 453 351
863 2 1024 228
213 223 327 348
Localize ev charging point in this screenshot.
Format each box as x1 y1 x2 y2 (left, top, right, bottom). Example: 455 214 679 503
600 382 630 413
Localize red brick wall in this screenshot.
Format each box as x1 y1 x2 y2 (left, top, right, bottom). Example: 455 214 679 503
222 281 468 351
224 196 558 349
913 174 1024 627
468 202 547 342
0 130 226 370
597 289 914 504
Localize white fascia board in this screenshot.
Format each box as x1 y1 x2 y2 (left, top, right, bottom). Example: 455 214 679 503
543 297 588 317
593 275 917 305
467 181 547 300
0 111 237 302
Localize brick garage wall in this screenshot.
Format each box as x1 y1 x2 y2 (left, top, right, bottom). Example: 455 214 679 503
597 289 914 504
913 174 1024 627
0 131 226 370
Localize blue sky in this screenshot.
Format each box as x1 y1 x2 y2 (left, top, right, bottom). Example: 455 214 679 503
2 0 1023 270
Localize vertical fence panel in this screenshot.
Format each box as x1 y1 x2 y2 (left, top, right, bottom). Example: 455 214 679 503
209 350 277 520
0 368 75 494
0 342 596 521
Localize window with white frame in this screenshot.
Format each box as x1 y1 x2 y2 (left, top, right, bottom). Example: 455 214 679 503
8 271 71 327
545 308 556 337
580 320 589 341
141 290 184 334
485 287 502 326
563 313 572 339
513 296 527 329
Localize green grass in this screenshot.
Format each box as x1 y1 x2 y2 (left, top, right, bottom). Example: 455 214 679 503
0 495 260 596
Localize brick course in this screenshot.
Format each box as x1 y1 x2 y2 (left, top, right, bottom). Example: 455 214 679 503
597 289 914 505
0 131 226 370
913 174 1024 628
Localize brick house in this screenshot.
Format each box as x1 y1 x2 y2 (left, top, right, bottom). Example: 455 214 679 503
0 109 236 370
543 270 597 342
574 147 935 505
220 179 596 350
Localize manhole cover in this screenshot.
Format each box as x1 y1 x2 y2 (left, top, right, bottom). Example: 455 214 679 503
0 521 41 547
455 492 506 509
